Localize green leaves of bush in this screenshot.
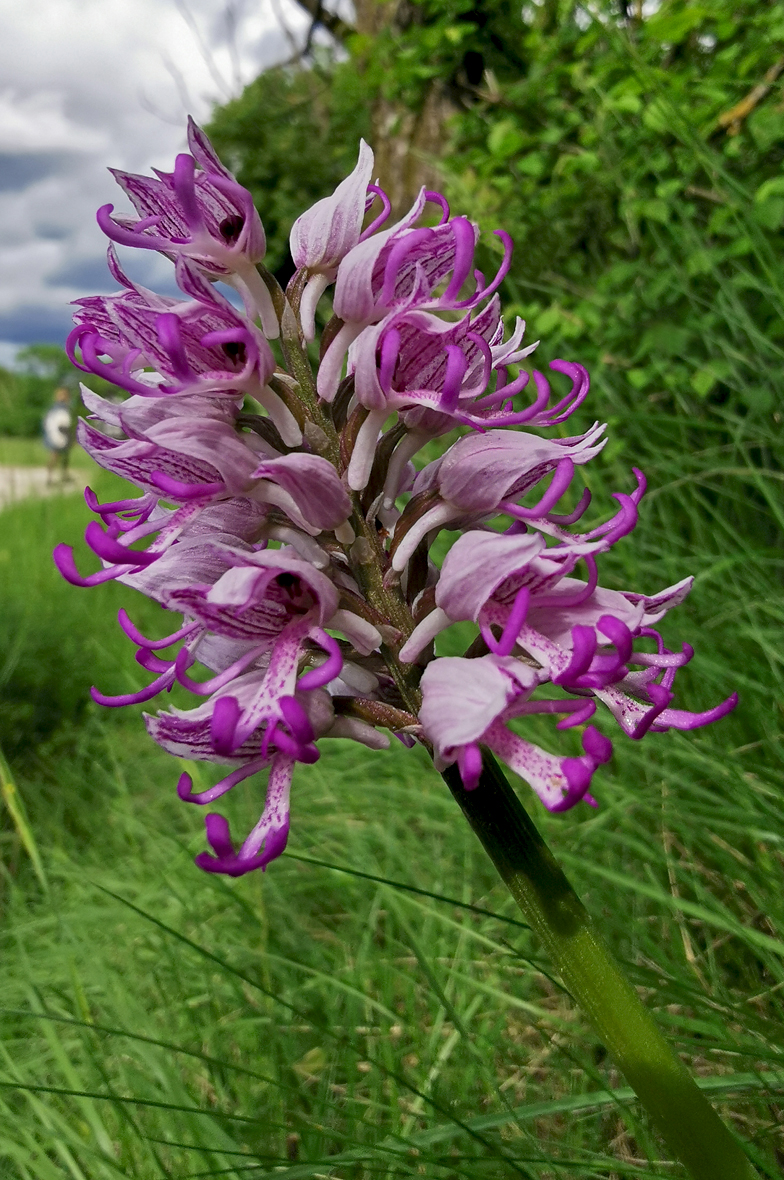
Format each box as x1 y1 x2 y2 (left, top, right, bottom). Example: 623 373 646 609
437 0 784 414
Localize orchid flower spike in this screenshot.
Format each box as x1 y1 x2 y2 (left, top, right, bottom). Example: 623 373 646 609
57 128 737 875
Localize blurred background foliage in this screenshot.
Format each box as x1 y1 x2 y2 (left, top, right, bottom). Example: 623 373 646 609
1 1 784 1176
0 346 82 437
210 0 784 415
208 56 372 281
0 343 121 437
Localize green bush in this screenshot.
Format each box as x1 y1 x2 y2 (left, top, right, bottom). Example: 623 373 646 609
438 0 784 417
209 1 784 417
0 368 55 438
0 474 170 763
207 53 370 279
0 344 123 437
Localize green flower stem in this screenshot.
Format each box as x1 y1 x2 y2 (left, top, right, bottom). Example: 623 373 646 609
442 754 757 1180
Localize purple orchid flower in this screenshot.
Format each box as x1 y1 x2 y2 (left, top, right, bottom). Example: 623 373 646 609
75 413 258 504
407 519 736 794
141 545 354 875
419 654 612 809
317 191 513 401
390 421 606 572
69 259 299 443
55 128 737 876
398 485 654 661
344 307 590 494
165 545 339 643
96 117 278 337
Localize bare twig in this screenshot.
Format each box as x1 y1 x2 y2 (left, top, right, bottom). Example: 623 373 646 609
289 0 355 45
271 0 303 61
302 1 322 56
684 185 727 204
173 0 234 101
138 54 193 128
223 0 245 95
717 56 784 136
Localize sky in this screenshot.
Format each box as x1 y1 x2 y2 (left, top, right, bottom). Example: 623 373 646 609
0 0 312 368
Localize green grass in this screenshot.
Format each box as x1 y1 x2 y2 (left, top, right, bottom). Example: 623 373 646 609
0 437 94 468
0 385 782 1179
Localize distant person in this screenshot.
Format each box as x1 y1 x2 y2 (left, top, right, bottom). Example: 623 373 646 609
42 387 74 485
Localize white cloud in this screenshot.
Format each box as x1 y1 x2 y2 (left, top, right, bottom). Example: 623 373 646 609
0 0 310 358
0 90 107 153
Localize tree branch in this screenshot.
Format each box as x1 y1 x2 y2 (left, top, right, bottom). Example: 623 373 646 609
290 0 355 45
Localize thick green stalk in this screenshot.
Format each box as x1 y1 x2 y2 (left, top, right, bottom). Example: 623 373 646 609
442 754 757 1180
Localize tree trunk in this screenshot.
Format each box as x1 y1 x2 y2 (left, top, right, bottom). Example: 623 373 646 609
353 0 455 215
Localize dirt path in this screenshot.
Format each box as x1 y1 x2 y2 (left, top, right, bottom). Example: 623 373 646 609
0 466 88 510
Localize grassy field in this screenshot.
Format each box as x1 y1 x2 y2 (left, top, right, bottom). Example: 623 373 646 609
0 391 782 1180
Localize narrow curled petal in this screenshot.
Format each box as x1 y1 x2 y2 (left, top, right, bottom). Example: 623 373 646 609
177 756 265 804
53 543 131 588
91 665 177 707
598 682 738 739
195 755 294 875
104 120 266 275
298 630 343 691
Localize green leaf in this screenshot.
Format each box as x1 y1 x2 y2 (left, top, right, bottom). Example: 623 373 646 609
749 106 784 151
656 178 682 200
686 248 718 276
647 5 708 44
487 119 525 160
558 856 784 960
515 151 546 178
690 367 718 397
534 305 563 335
754 175 784 203
638 323 693 359
443 24 467 46
0 747 47 892
556 150 601 177
605 91 643 115
638 197 670 224
626 368 651 390
413 1072 784 1148
752 196 784 230
642 98 672 133
689 361 732 398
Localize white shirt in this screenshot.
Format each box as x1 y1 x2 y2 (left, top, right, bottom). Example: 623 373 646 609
43 405 72 450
